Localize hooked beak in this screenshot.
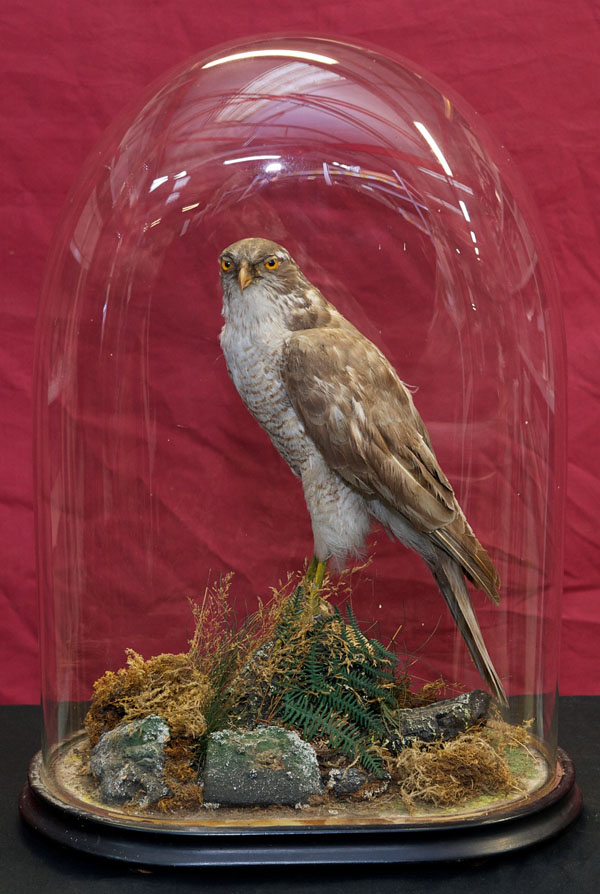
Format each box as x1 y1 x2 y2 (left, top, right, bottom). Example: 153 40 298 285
238 261 254 291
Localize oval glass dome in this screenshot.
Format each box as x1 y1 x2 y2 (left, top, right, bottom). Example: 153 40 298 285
23 36 579 863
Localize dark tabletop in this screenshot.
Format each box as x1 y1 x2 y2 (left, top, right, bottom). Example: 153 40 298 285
2 698 598 893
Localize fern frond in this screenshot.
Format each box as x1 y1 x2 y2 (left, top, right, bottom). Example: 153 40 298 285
246 588 408 778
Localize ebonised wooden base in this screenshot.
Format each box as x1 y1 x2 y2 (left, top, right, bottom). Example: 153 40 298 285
19 748 582 866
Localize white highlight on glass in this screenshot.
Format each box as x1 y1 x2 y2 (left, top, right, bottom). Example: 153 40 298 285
331 161 361 173
413 122 453 177
149 176 169 192
459 199 471 222
224 155 281 166
202 49 339 69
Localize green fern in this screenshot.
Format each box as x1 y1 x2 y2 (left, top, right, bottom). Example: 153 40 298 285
280 688 384 777
258 593 405 778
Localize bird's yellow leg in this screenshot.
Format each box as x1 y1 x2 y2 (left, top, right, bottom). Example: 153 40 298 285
305 555 319 582
313 559 327 590
303 556 329 613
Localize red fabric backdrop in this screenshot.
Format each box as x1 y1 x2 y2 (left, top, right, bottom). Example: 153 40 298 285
1 1 598 702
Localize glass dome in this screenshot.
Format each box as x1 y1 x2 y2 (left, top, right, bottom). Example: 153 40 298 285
23 36 579 863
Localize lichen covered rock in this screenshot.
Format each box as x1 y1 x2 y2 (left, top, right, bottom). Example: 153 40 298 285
326 766 390 799
90 714 170 807
203 725 323 806
388 689 491 753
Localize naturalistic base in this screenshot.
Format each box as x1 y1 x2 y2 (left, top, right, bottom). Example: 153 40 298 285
20 747 581 866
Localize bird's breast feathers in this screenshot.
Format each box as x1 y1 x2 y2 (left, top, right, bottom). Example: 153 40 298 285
220 313 315 476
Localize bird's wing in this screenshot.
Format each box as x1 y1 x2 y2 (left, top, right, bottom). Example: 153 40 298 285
282 325 500 602
281 326 457 534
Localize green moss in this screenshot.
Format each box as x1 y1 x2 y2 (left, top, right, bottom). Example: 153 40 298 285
503 744 539 779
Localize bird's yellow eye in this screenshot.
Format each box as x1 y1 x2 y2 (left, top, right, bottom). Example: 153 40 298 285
264 257 279 270
221 257 232 271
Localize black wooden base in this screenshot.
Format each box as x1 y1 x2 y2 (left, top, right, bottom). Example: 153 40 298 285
19 748 582 866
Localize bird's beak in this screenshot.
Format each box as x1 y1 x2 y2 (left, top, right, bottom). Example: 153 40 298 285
238 261 254 291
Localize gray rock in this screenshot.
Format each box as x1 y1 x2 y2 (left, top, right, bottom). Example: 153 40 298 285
203 725 323 806
327 766 367 795
387 689 491 753
326 767 390 798
230 642 275 727
90 714 170 807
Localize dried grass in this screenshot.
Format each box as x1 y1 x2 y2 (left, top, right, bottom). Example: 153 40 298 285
390 722 528 809
85 650 211 747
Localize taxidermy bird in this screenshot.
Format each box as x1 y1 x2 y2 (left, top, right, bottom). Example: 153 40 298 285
219 237 506 705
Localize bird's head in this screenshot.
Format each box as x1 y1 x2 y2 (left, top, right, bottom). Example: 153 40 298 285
218 237 332 331
219 237 298 300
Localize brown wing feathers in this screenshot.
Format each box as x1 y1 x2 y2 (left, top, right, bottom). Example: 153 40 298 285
281 325 500 603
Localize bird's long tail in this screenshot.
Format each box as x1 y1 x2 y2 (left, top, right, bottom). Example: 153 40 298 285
370 503 506 704
431 551 507 706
